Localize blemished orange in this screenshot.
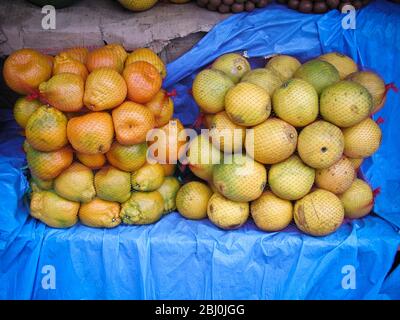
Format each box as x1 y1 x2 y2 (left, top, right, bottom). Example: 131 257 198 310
59 47 89 64
67 112 114 154
53 54 89 81
145 89 174 127
112 101 155 145
3 48 52 94
86 47 123 73
123 61 162 103
125 47 166 78
77 152 107 169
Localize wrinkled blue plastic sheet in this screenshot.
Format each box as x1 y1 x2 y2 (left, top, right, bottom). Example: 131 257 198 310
1 1 400 299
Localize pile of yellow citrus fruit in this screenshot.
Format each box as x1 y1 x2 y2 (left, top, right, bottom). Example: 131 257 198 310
4 45 181 229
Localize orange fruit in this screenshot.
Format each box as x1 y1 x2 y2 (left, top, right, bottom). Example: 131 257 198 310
13 97 41 128
123 61 162 103
25 106 68 152
39 73 84 112
145 89 174 127
67 112 114 154
76 152 107 169
25 143 73 180
86 46 123 73
112 101 155 145
105 43 128 67
106 141 148 172
160 163 176 176
148 118 186 164
59 47 89 64
79 198 121 228
3 48 52 94
84 68 127 111
53 54 89 81
125 47 166 78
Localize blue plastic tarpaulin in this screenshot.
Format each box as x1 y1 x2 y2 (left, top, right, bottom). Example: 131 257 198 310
1 1 400 300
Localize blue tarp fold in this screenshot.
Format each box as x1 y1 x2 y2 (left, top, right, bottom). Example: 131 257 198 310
0 1 399 299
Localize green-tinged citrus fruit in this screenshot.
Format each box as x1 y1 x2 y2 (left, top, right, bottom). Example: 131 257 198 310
106 141 148 172
339 178 373 219
265 55 301 81
211 53 251 83
30 190 79 228
54 162 96 203
31 175 53 191
207 192 249 230
176 181 212 220
268 155 315 200
120 191 164 225
213 154 266 202
79 198 121 228
157 176 181 214
315 156 355 194
294 59 340 94
118 0 158 12
241 68 282 96
343 118 382 158
13 97 41 128
225 82 271 127
272 78 319 127
251 191 293 232
94 166 131 203
294 189 344 236
318 52 358 79
320 80 372 127
298 120 344 169
131 163 165 191
192 69 234 114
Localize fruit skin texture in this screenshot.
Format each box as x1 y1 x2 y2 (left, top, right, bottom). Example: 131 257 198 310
192 69 234 114
187 134 222 181
318 52 358 80
265 55 301 81
320 81 372 128
298 120 344 169
339 179 373 219
30 175 53 191
106 141 148 172
39 73 84 112
118 0 158 12
123 61 162 103
59 47 89 64
131 163 165 191
249 118 297 164
342 118 382 158
211 53 251 83
120 191 164 225
146 89 174 128
315 156 355 194
269 155 315 201
348 157 364 170
209 111 246 153
157 176 181 214
272 79 319 127
241 68 283 96
3 48 52 95
13 97 41 128
346 71 386 114
83 68 127 111
86 46 124 73
160 163 176 176
25 106 68 152
125 48 166 78
94 166 131 203
294 189 344 236
67 112 114 155
213 154 267 202
207 193 249 230
294 59 340 94
25 143 73 180
112 101 155 145
251 191 293 232
53 54 89 81
76 152 106 169
30 190 79 228
79 198 121 228
176 181 213 220
54 162 96 203
225 82 271 127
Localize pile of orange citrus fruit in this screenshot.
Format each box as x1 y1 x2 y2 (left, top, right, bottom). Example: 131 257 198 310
4 44 181 229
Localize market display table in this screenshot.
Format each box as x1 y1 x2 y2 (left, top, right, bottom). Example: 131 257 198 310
1 0 400 299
